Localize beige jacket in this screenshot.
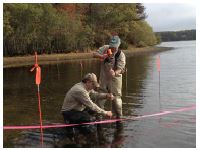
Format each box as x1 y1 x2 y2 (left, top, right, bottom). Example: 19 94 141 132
61 82 107 115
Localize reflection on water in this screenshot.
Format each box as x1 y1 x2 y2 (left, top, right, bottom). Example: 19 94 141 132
10 122 125 148
4 41 196 147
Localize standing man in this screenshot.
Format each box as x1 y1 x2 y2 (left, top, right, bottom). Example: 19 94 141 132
61 73 113 134
93 35 126 119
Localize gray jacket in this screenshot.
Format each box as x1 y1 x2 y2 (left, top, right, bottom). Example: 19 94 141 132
61 82 107 115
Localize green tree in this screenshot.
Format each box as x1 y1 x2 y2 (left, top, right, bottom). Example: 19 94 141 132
3 3 159 56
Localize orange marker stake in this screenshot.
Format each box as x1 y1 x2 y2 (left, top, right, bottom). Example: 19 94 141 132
107 49 113 120
107 49 112 56
157 55 160 72
157 55 161 110
100 49 112 62
36 66 41 85
30 52 43 147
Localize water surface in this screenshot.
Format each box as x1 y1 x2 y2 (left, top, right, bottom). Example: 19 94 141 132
3 40 196 148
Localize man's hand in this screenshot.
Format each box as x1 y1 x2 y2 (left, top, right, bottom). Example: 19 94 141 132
93 52 107 60
110 69 122 77
102 54 108 59
99 54 108 61
105 111 112 118
106 93 114 101
109 69 115 77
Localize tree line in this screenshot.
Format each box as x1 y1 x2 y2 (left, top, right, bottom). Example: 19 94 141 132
156 29 196 42
3 3 158 56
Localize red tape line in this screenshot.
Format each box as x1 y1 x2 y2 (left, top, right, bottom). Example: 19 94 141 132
3 105 195 130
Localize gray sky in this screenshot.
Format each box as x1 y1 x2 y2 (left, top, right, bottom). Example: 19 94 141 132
144 3 196 32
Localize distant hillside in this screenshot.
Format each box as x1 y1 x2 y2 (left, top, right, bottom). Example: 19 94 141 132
156 29 196 42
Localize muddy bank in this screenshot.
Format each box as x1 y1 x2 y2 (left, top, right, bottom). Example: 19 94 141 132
3 46 173 68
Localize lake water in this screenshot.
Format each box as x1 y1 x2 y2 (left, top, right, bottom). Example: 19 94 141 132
3 40 196 148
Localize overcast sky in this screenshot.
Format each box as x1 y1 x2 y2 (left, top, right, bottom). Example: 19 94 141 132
144 3 196 32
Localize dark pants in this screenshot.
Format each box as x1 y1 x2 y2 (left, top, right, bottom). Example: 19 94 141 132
62 109 96 134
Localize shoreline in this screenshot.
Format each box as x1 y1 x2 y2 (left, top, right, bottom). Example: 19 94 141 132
3 46 173 68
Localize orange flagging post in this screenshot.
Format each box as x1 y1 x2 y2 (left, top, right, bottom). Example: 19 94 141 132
157 55 161 110
100 49 112 62
107 49 113 119
157 55 160 72
107 49 112 56
30 52 43 146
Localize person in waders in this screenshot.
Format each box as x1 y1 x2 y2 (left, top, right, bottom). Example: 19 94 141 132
61 73 114 143
93 35 126 120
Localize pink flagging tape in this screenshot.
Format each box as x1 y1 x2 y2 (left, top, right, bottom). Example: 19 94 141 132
3 105 195 130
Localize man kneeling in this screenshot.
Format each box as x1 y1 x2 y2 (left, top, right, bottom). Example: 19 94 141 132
61 73 113 135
